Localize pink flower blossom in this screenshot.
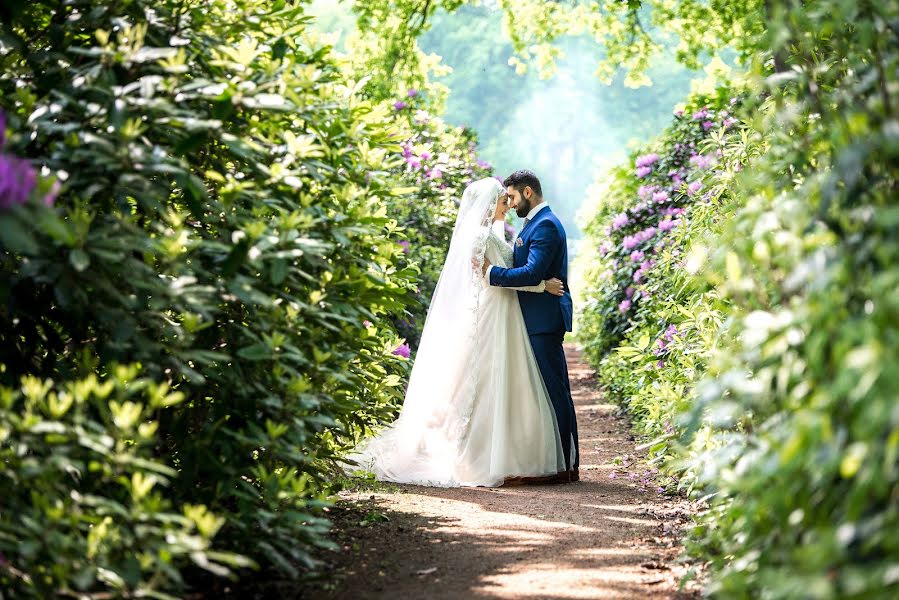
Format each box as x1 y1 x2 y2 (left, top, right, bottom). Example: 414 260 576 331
625 286 634 298
393 343 411 358
398 240 410 254
652 191 669 203
692 107 709 120
622 235 639 250
612 213 630 230
658 218 680 231
664 324 678 341
393 101 408 110
0 154 37 211
635 153 660 168
702 120 714 130
407 89 418 97
687 180 703 196
618 299 631 313
630 250 645 263
638 185 658 199
689 154 714 169
636 166 651 178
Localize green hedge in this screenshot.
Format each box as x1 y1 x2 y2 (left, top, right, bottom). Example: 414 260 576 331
0 0 421 595
577 1 899 597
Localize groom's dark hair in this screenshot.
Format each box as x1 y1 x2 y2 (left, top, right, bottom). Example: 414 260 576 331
503 170 542 198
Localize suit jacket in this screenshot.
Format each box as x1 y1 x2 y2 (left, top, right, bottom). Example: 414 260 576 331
489 206 573 335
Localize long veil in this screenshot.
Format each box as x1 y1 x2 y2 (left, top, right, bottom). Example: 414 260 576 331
348 177 504 485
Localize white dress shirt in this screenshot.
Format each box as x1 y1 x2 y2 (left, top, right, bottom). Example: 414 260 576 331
489 202 549 280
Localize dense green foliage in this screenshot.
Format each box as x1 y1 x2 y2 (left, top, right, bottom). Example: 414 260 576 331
0 0 457 594
311 0 700 237
3 0 897 597
576 1 899 597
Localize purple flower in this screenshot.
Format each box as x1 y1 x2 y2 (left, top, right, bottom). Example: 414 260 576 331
622 235 639 250
702 120 714 130
687 180 703 196
408 157 421 170
0 154 37 211
363 320 373 328
407 89 418 97
635 153 659 168
398 240 410 254
658 218 680 231
598 240 612 257
636 226 657 242
674 109 684 117
692 107 709 120
657 360 665 369
638 185 657 200
43 180 60 207
689 154 714 169
476 159 492 170
427 168 442 179
393 343 411 358
625 286 634 298
393 101 408 111
630 250 645 263
723 117 738 129
636 166 652 178
663 207 685 217
611 213 630 230
665 324 678 341
401 143 414 159
652 191 669 204
618 299 631 313
420 151 431 161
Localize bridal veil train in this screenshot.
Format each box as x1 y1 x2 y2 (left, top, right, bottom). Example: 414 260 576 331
346 177 565 487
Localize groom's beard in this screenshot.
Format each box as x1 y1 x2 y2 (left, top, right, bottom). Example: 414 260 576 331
515 198 532 218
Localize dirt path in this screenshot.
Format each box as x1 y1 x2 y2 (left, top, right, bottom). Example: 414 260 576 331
321 344 699 600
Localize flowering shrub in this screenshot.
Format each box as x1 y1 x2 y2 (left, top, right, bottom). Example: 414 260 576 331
0 1 415 595
387 96 493 348
0 112 58 213
578 2 899 597
578 85 741 365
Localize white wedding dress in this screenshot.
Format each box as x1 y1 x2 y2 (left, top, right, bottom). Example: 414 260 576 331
347 178 565 487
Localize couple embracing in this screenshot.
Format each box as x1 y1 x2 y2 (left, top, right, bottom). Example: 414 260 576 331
350 170 580 487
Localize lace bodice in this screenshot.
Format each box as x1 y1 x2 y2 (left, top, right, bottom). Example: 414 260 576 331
486 229 514 267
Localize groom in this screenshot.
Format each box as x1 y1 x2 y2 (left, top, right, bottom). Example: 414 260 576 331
484 170 579 482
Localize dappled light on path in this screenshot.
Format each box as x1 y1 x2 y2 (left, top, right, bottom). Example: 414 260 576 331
325 345 698 600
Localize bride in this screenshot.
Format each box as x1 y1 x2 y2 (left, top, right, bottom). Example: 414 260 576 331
347 177 566 487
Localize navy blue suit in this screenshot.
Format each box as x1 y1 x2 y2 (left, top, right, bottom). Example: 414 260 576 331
489 206 579 472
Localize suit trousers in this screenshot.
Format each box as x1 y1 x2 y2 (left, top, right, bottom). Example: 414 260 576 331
528 332 579 472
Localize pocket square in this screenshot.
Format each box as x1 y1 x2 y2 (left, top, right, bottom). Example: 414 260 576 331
515 237 524 247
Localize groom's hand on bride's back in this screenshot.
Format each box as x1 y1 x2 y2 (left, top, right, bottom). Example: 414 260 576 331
545 278 565 296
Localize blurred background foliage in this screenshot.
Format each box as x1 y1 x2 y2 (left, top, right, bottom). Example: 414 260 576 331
1 0 897 598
